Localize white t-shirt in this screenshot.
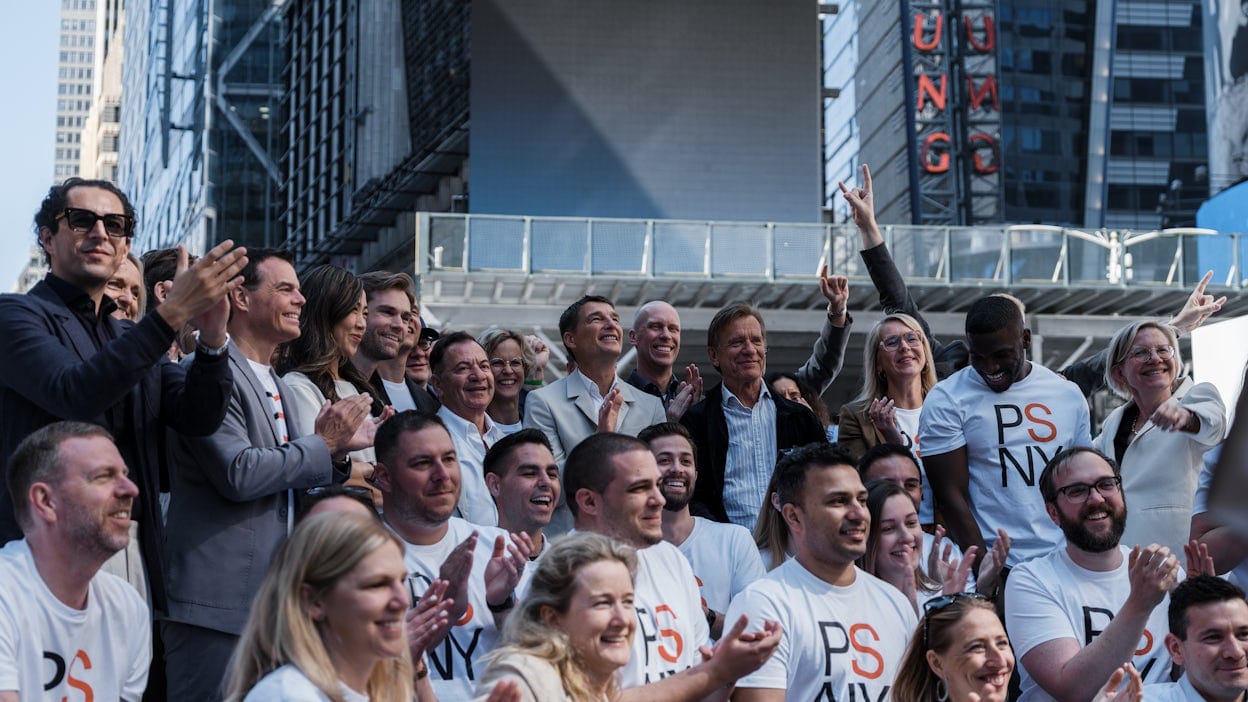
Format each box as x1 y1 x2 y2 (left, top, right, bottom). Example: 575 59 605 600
677 517 766 630
621 541 710 688
282 373 377 464
243 664 369 702
725 559 918 701
397 517 512 702
1144 674 1206 702
919 364 1092 566
891 406 935 524
1005 546 1176 701
0 540 150 701
1192 447 1248 587
381 378 417 413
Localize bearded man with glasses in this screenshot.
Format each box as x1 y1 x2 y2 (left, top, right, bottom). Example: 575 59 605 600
0 177 248 696
1005 446 1187 702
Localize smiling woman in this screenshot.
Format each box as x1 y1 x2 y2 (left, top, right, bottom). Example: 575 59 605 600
473 532 637 702
224 512 415 702
1092 321 1226 556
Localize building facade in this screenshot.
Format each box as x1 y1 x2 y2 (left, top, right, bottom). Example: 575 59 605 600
53 0 104 182
79 1 124 182
117 0 284 254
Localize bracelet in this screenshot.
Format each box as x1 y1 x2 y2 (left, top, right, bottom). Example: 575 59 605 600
487 593 515 613
827 308 846 318
414 657 429 680
524 379 544 387
196 340 229 357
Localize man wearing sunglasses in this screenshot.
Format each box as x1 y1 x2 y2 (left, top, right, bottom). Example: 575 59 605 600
163 248 378 701
0 179 245 622
1006 446 1181 701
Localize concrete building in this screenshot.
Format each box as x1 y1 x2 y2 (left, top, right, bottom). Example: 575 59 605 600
12 247 50 295
79 2 124 182
53 0 104 182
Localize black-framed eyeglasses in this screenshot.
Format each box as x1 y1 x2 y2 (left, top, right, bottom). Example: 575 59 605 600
880 331 922 352
1055 475 1121 504
415 337 434 350
922 591 992 647
55 207 134 238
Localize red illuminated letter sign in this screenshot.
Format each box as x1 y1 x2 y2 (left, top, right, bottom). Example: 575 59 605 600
913 12 943 51
920 133 951 173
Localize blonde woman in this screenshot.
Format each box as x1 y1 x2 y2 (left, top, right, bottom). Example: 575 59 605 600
225 512 417 701
473 533 637 702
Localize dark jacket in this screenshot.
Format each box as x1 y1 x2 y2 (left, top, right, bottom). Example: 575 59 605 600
372 371 441 414
859 243 1106 395
680 382 826 523
0 280 232 613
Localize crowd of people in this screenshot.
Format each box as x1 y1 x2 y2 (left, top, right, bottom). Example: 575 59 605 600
0 172 1245 702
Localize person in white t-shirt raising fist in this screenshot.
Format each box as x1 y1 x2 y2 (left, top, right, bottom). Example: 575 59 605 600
1005 446 1182 702
564 432 781 702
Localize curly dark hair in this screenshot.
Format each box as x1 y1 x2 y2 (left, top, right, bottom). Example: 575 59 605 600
34 178 136 263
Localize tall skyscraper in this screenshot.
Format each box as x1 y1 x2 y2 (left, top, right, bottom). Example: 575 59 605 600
117 1 284 253
53 0 101 182
79 0 124 182
832 0 1212 231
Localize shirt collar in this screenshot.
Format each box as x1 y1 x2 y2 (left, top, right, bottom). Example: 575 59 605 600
436 405 499 440
44 272 117 319
721 382 771 409
571 368 617 400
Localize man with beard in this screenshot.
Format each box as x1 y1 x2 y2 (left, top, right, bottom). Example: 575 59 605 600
640 422 764 640
483 429 560 560
920 295 1091 573
0 422 150 700
1006 446 1182 701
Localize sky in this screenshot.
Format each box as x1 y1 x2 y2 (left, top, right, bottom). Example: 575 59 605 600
0 5 60 290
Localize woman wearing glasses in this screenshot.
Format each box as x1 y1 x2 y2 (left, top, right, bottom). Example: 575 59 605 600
893 592 1144 702
1092 321 1225 556
838 314 939 517
477 329 547 435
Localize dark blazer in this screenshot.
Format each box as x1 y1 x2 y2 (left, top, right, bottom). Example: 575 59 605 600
166 343 338 634
0 281 232 613
859 243 1106 394
372 371 440 414
680 382 825 523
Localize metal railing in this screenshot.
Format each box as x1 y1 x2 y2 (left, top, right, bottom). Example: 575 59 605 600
417 212 1246 290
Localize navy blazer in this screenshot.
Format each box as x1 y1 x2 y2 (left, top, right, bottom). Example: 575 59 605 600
0 280 231 613
680 382 825 523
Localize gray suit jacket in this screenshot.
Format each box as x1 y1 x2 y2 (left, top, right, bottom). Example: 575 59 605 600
165 342 338 634
524 374 666 533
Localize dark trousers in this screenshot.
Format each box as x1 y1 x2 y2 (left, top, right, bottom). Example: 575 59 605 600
161 620 239 702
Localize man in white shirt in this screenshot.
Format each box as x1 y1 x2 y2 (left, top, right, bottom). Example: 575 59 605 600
566 432 782 701
639 421 765 640
0 422 150 702
483 428 560 560
524 296 666 534
373 411 531 702
1148 575 1248 702
1006 446 1181 702
725 442 918 702
355 271 439 414
921 295 1092 570
431 332 505 526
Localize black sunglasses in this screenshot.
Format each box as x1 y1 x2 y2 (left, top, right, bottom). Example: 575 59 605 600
55 207 135 238
922 591 993 646
305 485 374 500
